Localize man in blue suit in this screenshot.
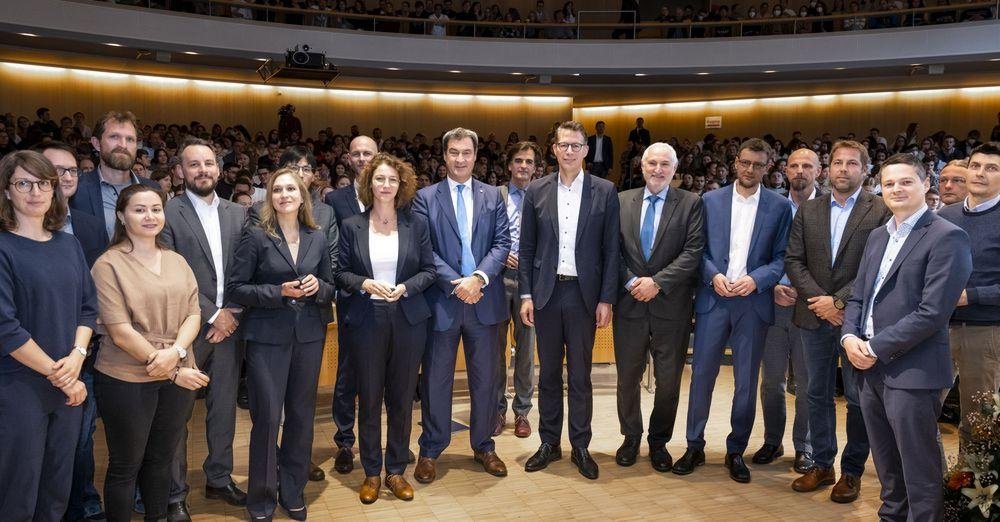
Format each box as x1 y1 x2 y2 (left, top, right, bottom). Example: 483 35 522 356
519 121 620 480
842 154 972 522
411 127 511 483
674 138 792 483
69 110 158 240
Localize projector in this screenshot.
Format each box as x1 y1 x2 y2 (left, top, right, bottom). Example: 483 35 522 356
285 45 326 70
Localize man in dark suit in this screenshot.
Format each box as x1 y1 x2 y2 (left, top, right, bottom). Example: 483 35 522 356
674 138 792 483
411 127 511 483
323 135 376 475
519 121 620 480
161 139 250 518
69 110 158 239
585 121 614 179
786 141 892 504
38 142 108 267
627 117 651 147
841 154 972 521
613 143 703 472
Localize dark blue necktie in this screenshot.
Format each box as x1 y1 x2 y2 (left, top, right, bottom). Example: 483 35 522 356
640 194 659 261
456 184 476 276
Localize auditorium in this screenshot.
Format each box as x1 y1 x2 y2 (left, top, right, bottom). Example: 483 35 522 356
1 0 998 520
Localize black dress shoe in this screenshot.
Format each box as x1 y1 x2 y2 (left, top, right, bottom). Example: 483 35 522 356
751 443 784 465
524 443 561 472
309 461 325 481
794 451 816 474
334 447 354 474
570 447 599 480
725 453 751 483
615 436 641 467
206 481 247 506
166 501 191 522
408 448 416 463
649 445 673 472
279 499 307 522
671 447 705 475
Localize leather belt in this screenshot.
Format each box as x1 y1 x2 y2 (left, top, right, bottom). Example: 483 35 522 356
556 274 578 281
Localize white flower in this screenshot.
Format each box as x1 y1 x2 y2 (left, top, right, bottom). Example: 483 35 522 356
992 391 1000 421
961 481 999 518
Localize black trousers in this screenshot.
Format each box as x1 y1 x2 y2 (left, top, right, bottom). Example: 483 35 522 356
331 300 358 450
94 371 195 522
350 301 426 477
613 313 691 446
534 280 596 449
0 372 82 522
244 337 323 518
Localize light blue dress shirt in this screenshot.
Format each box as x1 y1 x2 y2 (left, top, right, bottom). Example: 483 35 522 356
864 204 929 340
829 186 862 267
625 185 669 290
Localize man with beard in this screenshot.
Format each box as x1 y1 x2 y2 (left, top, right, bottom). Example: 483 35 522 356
70 110 158 238
161 138 250 520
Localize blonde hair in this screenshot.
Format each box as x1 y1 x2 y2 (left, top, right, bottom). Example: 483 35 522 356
258 167 318 239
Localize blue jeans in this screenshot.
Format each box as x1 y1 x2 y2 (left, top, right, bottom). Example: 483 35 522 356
66 368 104 521
800 324 869 476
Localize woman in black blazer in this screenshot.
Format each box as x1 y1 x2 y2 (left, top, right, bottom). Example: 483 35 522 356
228 167 335 522
335 153 435 504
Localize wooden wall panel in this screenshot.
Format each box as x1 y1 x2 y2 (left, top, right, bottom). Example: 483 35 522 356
0 64 571 142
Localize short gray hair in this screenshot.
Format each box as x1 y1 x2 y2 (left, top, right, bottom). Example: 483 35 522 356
641 142 678 165
442 127 479 150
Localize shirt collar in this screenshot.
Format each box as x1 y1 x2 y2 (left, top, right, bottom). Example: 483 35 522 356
97 165 140 186
787 186 817 209
447 176 473 193
887 204 928 236
558 169 585 190
964 192 1000 212
186 189 219 209
733 183 761 203
643 185 669 201
830 186 863 208
508 182 526 196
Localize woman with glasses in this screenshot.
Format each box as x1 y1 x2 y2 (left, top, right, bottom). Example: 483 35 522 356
0 151 97 520
336 153 435 504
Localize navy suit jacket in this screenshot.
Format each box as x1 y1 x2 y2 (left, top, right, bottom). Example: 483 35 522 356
335 210 436 328
324 185 363 224
842 210 972 390
69 169 159 237
518 172 621 312
227 225 336 344
695 184 793 324
68 210 108 268
412 179 511 331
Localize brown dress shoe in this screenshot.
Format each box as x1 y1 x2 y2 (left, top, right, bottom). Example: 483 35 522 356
492 413 505 437
474 451 508 477
830 473 861 503
359 476 380 504
309 461 325 481
791 467 836 492
385 474 414 501
413 456 436 484
513 415 531 438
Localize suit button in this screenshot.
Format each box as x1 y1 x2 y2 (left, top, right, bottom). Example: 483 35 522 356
290 299 298 304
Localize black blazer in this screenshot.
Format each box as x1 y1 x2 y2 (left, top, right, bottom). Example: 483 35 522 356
334 210 436 327
518 172 620 312
324 185 364 223
69 209 108 268
227 224 336 344
585 134 614 166
69 169 159 236
616 187 704 320
249 197 339 269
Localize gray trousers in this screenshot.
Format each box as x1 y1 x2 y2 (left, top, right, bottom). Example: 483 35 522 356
950 322 1000 443
170 326 241 501
759 303 811 452
494 269 536 417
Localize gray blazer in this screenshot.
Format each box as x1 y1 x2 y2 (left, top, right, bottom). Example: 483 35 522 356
785 190 892 330
161 193 249 323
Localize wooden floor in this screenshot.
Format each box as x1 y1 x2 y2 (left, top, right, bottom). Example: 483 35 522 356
91 363 960 521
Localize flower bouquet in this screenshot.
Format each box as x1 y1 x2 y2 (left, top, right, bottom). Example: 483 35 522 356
944 391 1000 521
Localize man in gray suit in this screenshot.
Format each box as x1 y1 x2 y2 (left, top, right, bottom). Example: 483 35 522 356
841 153 972 521
162 138 250 519
613 142 703 471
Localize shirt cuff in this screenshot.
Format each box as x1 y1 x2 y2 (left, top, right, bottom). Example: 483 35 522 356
207 309 221 324
520 294 532 300
473 270 490 287
625 276 637 291
840 334 859 347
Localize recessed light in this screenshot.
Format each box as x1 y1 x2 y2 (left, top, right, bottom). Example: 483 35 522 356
511 72 523 76
17 32 37 37
448 70 461 73
834 67 846 70
910 63 922 66
990 58 1000 62
572 73 581 77
104 42 123 47
183 51 199 55
634 73 647 77
696 72 710 76
255 57 268 61
387 67 400 70
763 70 777 73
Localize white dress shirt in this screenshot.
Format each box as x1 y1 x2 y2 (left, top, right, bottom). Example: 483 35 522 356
865 205 929 339
556 170 585 277
592 135 605 163
726 184 761 281
186 190 226 323
354 180 366 212
446 176 489 285
368 229 399 300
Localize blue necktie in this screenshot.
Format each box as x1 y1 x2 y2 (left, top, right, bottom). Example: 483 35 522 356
456 184 476 276
640 195 659 261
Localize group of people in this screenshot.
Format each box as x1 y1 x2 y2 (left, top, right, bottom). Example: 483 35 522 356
2 107 998 522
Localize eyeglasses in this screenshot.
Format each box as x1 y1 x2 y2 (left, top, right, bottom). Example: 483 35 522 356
736 158 769 172
10 179 55 193
372 175 400 186
56 166 80 178
290 165 315 175
555 142 586 152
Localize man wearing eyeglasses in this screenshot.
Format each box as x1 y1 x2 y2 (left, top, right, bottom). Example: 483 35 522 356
674 138 792 484
35 141 108 522
519 121 620 480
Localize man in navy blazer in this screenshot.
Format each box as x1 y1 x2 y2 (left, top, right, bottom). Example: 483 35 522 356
323 135 376 474
411 127 511 483
69 110 158 240
841 154 972 522
585 121 614 179
519 121 620 480
674 138 792 483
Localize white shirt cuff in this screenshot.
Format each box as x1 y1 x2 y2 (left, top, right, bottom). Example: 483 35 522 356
208 309 221 324
625 276 637 291
473 270 490 287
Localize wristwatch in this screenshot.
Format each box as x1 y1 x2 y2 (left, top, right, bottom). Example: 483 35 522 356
834 298 846 310
174 345 188 360
73 345 88 358
472 273 487 285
